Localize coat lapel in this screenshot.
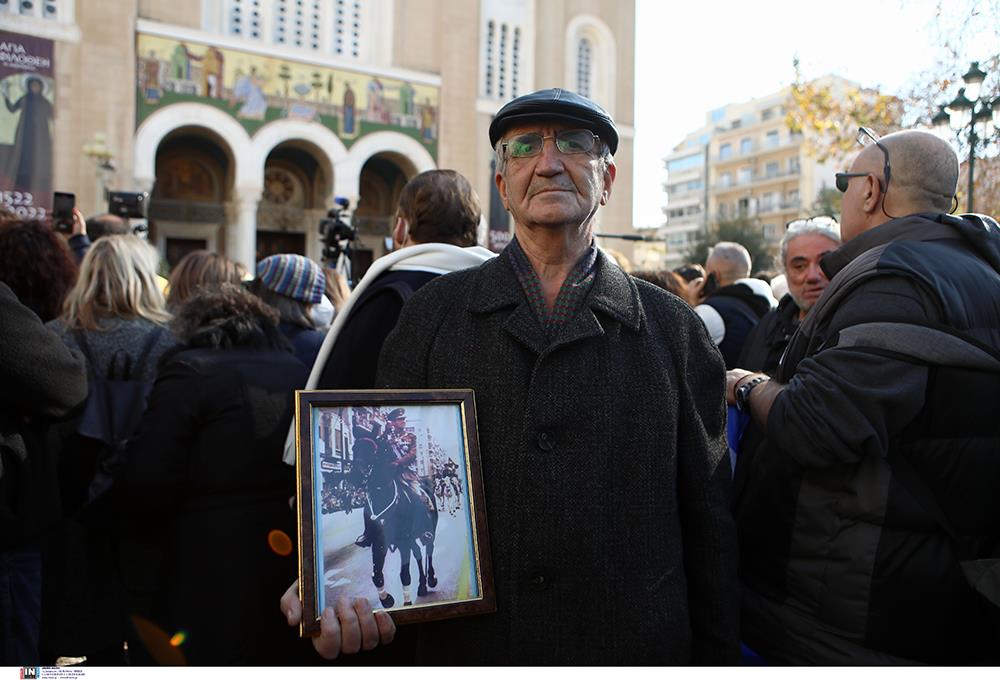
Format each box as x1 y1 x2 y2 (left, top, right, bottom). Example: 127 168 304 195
467 247 643 356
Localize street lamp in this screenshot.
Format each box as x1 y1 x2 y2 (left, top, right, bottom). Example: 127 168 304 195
933 61 998 213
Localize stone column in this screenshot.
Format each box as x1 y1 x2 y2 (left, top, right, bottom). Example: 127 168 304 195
230 187 262 271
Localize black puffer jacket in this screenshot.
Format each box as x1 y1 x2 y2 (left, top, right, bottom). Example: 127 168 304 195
737 213 1000 664
737 294 800 376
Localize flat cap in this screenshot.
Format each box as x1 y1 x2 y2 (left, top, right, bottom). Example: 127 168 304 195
489 88 618 155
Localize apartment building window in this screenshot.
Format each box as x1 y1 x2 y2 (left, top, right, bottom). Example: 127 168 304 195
737 197 751 216
738 167 752 185
686 179 703 192
763 223 778 240
719 143 732 160
786 189 799 207
740 137 752 155
719 172 732 188
576 37 592 98
761 108 773 121
718 203 729 219
760 192 775 212
765 161 779 178
766 130 779 148
668 208 685 219
667 153 703 174
789 156 801 174
685 205 702 215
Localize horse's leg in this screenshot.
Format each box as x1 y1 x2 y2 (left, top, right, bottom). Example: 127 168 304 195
399 542 413 606
425 533 437 589
372 530 394 608
413 541 428 597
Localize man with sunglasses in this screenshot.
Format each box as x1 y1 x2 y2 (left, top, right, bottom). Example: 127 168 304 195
367 89 738 664
727 128 1000 663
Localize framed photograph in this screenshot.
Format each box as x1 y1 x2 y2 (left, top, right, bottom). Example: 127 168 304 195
295 389 495 635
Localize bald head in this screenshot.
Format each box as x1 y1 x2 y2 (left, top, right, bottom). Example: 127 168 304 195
706 241 751 286
877 130 958 212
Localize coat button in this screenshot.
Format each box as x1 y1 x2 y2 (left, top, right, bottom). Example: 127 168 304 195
536 430 555 452
527 572 548 590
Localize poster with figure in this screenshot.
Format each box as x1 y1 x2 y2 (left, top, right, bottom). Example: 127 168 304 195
0 31 55 218
295 390 495 633
135 32 440 157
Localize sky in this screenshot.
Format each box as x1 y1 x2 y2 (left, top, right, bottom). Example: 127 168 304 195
631 0 992 228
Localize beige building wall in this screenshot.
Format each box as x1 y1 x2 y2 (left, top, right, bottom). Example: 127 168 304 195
11 0 635 263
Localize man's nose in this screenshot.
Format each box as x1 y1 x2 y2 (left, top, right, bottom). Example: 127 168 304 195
534 137 566 175
805 262 824 282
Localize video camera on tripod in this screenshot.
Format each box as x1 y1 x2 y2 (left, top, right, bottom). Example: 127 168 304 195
319 196 356 283
107 190 150 236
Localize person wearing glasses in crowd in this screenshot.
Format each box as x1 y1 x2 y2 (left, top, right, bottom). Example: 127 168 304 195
736 216 841 375
282 89 739 664
726 128 1000 664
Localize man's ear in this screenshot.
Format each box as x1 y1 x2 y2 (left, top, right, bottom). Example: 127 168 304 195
600 161 617 206
862 175 881 214
392 216 408 248
495 171 510 211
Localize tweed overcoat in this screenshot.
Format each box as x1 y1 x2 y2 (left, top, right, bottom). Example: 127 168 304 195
376 247 739 665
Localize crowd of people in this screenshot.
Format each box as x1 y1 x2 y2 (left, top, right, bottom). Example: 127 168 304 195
1 85 998 668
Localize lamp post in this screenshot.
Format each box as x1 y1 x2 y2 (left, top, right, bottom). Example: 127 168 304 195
933 61 999 214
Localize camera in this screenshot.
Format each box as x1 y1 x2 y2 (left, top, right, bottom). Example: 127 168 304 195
319 197 356 264
107 191 148 219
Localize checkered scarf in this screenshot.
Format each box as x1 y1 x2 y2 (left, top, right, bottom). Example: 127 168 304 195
506 236 598 339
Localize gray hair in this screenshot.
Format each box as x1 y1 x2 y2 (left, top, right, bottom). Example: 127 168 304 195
707 241 752 280
493 136 613 176
780 218 842 272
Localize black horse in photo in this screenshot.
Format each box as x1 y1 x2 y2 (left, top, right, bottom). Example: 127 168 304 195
353 436 438 607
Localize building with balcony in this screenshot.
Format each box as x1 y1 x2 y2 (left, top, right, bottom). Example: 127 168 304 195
0 0 635 277
655 79 849 269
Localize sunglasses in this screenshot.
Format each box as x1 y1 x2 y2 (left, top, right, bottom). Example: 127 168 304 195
835 127 892 193
501 129 601 159
786 215 839 231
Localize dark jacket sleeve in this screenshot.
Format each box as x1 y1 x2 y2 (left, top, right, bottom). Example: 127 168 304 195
67 234 91 264
322 289 407 390
769 275 938 466
0 282 87 419
670 303 741 664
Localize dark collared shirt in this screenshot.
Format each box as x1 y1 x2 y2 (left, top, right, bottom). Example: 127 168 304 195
505 236 598 339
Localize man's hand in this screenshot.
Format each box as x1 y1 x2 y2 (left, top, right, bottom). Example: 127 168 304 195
725 369 754 405
280 580 395 659
71 208 86 236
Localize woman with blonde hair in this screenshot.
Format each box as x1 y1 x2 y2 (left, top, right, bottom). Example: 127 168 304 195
44 234 176 665
166 249 247 311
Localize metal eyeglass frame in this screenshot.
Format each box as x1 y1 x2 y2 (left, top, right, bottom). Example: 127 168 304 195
501 130 601 159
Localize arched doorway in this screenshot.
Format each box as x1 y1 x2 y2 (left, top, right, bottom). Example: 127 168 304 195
150 128 233 268
352 152 415 279
257 141 331 263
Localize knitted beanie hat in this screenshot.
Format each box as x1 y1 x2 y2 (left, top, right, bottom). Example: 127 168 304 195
255 254 325 304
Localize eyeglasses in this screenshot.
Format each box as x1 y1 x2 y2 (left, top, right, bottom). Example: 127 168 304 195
835 127 893 194
834 172 871 193
786 215 839 231
501 129 601 159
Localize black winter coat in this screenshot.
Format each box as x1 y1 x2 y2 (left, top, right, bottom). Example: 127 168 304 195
377 247 739 665
121 344 310 665
737 213 1000 664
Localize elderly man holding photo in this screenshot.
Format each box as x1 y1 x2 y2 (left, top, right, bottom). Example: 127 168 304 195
284 88 739 664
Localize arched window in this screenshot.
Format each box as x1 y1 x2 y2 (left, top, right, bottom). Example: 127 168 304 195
226 0 262 40
497 23 508 99
484 20 495 97
512 26 521 97
576 38 592 99
564 15 616 114
480 0 532 102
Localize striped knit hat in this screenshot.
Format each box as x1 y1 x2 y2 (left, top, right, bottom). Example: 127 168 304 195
255 254 325 305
